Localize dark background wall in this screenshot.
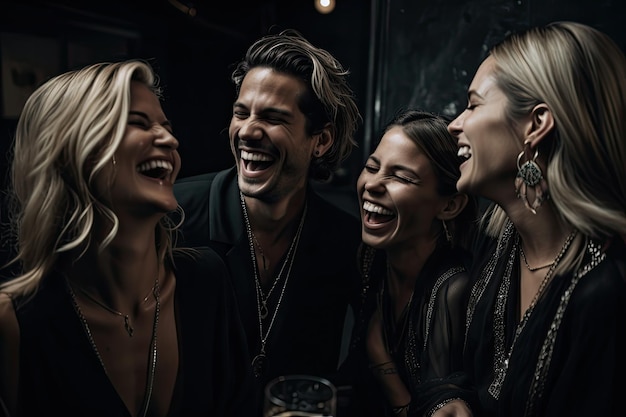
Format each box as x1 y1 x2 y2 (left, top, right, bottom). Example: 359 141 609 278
366 0 626 153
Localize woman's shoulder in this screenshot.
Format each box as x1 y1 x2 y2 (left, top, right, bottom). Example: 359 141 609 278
0 293 18 340
567 238 626 315
0 292 19 407
174 247 228 274
172 247 231 292
425 247 474 307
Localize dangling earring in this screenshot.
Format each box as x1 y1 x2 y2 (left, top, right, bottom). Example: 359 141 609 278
514 140 548 214
442 219 452 243
112 155 117 166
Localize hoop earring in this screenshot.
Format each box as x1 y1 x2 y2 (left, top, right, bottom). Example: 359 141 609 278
442 219 452 243
514 141 548 214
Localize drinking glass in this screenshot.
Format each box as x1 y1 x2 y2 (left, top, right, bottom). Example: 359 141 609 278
263 374 337 417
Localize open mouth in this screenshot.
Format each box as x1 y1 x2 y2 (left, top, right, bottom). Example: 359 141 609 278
457 146 471 159
362 200 395 224
136 159 173 180
241 150 274 171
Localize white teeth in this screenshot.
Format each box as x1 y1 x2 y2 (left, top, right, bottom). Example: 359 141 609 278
457 146 471 159
136 159 173 173
362 200 393 216
241 150 272 162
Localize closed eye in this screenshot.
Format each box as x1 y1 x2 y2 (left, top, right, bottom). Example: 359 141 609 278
363 164 419 185
394 174 419 185
129 120 148 128
364 164 379 173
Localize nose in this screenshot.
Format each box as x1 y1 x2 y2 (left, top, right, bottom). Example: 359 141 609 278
236 117 263 141
447 112 464 137
154 126 179 150
363 173 385 195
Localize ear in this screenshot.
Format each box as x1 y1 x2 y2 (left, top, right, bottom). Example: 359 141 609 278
312 123 334 157
524 103 554 148
436 193 468 221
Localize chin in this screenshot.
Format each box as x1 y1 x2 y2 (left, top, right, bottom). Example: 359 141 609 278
456 177 471 194
154 195 179 213
238 177 266 196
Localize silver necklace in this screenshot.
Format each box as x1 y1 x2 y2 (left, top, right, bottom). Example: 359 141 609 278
251 232 270 272
240 191 307 377
488 230 576 399
66 274 161 417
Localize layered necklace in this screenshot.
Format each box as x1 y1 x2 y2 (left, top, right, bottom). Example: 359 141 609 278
66 272 161 417
488 230 577 399
240 191 307 378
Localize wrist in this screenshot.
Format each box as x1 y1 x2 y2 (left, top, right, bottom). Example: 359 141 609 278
368 360 394 370
391 401 410 416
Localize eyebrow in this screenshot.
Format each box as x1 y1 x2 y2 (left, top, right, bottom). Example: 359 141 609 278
129 110 173 128
367 155 419 176
233 102 294 118
467 90 484 100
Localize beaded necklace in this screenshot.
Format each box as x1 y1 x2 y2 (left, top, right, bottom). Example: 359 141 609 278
488 230 577 399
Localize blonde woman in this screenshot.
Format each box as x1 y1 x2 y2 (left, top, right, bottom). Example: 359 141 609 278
431 21 626 417
0 60 253 417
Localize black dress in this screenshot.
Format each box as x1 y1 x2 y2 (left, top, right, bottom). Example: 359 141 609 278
15 248 254 417
429 221 626 417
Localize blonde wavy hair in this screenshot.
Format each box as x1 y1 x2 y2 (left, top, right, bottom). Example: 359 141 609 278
2 60 179 300
482 22 626 266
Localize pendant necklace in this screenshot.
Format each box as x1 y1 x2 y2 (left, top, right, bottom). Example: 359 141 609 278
73 281 157 337
251 232 270 272
240 191 307 377
66 272 161 417
488 230 576 399
239 192 285 319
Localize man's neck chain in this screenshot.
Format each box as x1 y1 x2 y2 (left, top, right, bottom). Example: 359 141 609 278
240 191 307 378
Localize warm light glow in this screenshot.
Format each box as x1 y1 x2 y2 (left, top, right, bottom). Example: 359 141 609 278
314 0 336 14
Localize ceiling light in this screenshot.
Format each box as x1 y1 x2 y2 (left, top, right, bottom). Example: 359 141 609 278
314 0 336 14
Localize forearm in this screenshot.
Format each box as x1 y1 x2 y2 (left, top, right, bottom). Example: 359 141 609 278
370 361 411 416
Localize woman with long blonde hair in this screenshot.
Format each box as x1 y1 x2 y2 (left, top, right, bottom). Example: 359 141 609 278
0 60 253 417
430 21 626 417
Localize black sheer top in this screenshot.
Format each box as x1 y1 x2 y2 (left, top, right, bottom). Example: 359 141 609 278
427 222 626 417
345 243 473 417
